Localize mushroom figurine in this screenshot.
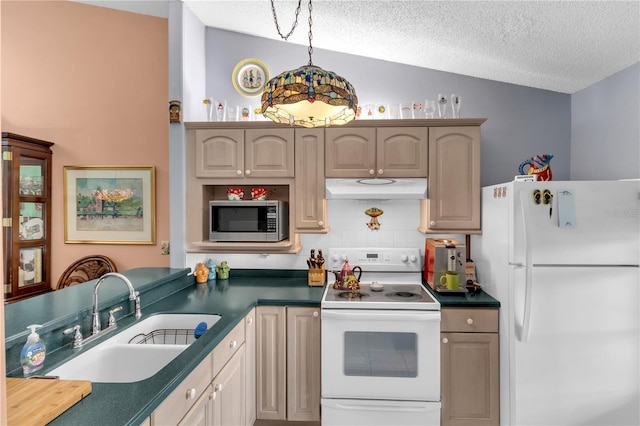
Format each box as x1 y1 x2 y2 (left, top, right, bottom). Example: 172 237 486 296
365 207 383 230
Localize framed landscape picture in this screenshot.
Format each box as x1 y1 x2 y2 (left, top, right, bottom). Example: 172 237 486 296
63 166 156 244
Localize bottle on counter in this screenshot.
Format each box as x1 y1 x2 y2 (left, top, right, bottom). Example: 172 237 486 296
20 324 46 376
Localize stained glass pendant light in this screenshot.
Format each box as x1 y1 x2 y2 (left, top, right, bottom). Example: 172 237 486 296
261 0 358 128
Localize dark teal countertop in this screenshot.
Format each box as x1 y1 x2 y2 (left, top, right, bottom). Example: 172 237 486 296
5 268 498 425
424 281 501 308
4 268 323 426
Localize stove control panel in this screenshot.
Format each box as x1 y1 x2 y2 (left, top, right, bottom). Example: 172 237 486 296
327 248 422 272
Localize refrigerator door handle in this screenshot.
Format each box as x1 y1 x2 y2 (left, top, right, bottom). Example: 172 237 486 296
516 190 533 343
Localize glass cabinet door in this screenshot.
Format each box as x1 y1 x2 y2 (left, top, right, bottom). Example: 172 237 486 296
2 133 54 302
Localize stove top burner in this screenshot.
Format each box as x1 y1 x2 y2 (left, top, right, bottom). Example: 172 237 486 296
386 291 422 300
337 291 370 300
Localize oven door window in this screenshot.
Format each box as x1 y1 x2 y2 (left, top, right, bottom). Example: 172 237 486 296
213 206 267 232
344 331 417 377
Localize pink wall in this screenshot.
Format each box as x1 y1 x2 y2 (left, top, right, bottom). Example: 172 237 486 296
1 1 170 287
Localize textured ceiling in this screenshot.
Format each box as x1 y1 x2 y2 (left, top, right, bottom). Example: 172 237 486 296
76 0 640 94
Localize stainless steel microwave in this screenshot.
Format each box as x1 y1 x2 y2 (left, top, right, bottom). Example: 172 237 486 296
209 200 289 242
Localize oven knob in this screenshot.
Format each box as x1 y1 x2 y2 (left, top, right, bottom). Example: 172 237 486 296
401 254 408 262
409 255 417 263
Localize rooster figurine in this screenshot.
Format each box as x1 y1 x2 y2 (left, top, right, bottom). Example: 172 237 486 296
519 154 554 181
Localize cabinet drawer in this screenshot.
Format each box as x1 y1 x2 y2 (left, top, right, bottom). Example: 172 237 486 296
213 318 245 377
441 308 498 333
151 352 213 425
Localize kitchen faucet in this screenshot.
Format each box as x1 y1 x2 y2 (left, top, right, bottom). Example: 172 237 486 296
92 272 142 335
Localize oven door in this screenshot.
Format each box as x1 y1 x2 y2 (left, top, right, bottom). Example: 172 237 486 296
321 309 440 401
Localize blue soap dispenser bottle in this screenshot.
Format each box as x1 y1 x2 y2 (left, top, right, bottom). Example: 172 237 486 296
20 324 46 376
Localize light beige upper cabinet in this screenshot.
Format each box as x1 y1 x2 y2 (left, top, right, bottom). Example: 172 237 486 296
194 128 294 178
256 306 321 422
420 125 481 233
325 126 428 178
441 308 499 426
295 128 328 233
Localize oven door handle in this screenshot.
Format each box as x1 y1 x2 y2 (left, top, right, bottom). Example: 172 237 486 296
321 309 440 322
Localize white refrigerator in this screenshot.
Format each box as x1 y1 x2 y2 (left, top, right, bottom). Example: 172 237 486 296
471 180 639 426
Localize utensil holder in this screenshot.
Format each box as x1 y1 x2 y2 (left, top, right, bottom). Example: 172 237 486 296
308 266 326 287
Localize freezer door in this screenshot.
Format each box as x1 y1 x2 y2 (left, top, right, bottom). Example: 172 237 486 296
512 180 640 266
508 265 639 426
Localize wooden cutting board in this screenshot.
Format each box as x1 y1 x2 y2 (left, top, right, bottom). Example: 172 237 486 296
7 377 92 426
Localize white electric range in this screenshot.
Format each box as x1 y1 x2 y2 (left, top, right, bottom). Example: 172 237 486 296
321 248 441 426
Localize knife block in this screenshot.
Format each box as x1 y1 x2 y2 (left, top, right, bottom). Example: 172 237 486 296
308 266 326 287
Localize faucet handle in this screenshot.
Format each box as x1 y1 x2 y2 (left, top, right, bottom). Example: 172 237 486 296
108 306 123 327
63 325 83 349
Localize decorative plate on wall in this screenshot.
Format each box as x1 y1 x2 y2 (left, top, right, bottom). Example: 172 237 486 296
232 58 269 97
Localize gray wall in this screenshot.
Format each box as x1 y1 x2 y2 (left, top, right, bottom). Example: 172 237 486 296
205 28 572 186
571 63 640 180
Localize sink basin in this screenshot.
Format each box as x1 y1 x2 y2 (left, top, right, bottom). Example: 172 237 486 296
48 314 221 383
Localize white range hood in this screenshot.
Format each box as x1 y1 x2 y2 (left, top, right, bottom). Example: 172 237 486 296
325 178 427 200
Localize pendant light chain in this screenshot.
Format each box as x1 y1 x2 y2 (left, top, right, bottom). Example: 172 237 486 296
307 0 314 66
270 0 302 41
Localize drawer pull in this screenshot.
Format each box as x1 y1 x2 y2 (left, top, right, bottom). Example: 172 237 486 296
442 337 448 344
230 340 237 349
186 388 196 400
467 318 474 325
313 311 319 318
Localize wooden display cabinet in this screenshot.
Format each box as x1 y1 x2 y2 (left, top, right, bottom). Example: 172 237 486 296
2 133 54 302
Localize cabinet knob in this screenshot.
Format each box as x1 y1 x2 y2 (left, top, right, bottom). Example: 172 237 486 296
186 388 196 400
430 221 436 227
442 338 448 344
368 169 375 175
247 317 253 325
378 169 384 175
215 384 223 393
236 170 242 176
230 340 237 349
313 311 319 318
317 221 324 227
210 391 216 401
245 170 251 175
467 318 474 325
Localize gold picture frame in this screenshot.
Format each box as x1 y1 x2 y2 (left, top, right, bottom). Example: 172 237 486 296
232 58 269 97
63 166 156 244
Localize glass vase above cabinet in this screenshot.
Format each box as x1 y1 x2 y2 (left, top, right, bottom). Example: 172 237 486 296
2 133 54 302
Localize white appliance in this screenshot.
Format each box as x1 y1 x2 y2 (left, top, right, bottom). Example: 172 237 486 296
321 248 441 426
325 178 427 199
471 180 640 426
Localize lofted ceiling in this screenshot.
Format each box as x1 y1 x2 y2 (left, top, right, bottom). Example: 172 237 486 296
75 0 640 94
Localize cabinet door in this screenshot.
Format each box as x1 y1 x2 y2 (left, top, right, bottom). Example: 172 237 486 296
325 127 376 177
286 307 321 421
195 129 244 178
256 306 287 420
244 309 256 426
376 127 428 177
245 129 294 178
295 129 327 232
441 332 499 426
178 384 212 426
2 133 53 302
425 126 480 231
212 345 246 426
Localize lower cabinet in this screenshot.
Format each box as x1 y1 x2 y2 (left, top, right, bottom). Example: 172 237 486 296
151 315 246 426
440 308 500 426
244 309 256 426
256 305 321 421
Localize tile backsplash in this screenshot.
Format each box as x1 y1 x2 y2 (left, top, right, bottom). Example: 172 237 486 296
186 199 463 271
